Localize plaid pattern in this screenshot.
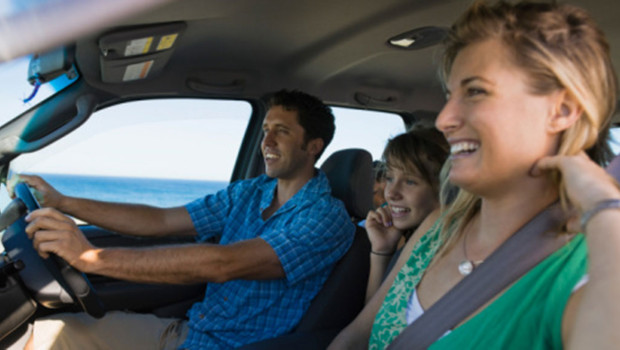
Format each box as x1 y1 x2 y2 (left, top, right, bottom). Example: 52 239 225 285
180 171 355 349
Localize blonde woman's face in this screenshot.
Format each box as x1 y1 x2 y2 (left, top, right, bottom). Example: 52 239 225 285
435 39 562 196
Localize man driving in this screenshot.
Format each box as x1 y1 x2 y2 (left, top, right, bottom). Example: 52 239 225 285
18 89 355 350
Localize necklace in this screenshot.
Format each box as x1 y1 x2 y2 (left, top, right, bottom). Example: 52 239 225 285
458 229 484 276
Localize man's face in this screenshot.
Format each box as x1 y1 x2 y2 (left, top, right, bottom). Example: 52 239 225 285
261 105 315 180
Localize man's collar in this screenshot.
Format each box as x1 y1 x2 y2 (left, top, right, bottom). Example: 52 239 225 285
258 169 330 215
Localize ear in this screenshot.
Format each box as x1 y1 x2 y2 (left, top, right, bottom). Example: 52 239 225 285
307 138 324 158
546 91 582 134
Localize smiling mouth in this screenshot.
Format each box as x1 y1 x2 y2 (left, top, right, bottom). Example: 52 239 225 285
450 141 479 156
391 206 411 216
264 153 280 160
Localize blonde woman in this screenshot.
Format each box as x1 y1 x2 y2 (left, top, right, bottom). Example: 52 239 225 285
330 1 620 349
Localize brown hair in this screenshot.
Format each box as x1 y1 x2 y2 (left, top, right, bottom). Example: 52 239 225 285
382 125 449 198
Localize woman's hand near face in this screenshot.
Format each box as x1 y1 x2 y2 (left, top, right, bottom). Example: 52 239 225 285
534 152 620 215
535 152 620 349
365 205 403 254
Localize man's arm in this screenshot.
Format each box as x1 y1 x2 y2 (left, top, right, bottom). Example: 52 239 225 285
17 174 197 237
26 207 284 284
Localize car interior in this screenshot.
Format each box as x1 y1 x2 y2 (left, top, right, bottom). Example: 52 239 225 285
0 0 619 348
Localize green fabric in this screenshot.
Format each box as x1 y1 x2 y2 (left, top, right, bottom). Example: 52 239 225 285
369 220 588 350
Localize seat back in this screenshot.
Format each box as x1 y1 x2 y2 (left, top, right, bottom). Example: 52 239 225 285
294 225 370 332
320 148 374 220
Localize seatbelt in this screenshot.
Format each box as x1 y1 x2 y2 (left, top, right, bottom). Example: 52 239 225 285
387 156 620 350
387 203 568 350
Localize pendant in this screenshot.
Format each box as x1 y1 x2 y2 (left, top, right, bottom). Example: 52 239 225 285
458 260 474 276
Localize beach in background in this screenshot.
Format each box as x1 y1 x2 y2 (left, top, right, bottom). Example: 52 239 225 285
40 173 228 208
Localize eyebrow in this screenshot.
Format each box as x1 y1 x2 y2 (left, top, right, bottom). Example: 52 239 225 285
262 122 291 129
461 75 493 86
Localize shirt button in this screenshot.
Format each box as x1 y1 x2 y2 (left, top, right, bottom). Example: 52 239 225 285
199 314 205 319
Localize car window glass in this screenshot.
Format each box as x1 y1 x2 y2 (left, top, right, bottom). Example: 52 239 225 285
319 107 406 165
610 127 620 155
8 98 251 208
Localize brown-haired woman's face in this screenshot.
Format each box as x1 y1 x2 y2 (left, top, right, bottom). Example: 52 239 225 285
383 166 438 230
435 39 564 195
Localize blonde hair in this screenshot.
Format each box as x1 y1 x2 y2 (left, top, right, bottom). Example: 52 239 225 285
438 0 618 246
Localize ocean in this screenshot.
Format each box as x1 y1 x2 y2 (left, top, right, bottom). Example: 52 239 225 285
39 173 229 208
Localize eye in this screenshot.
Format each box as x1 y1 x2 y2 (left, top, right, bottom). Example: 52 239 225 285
466 87 487 97
405 178 418 186
384 175 394 183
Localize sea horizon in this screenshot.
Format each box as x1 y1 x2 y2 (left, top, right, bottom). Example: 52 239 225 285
37 172 229 208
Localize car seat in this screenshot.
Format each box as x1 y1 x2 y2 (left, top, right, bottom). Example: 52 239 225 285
239 148 373 349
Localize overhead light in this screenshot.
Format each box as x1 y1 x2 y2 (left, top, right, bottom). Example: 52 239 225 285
387 26 448 50
390 38 416 48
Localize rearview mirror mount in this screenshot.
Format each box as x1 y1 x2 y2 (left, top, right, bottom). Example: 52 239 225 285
27 47 76 85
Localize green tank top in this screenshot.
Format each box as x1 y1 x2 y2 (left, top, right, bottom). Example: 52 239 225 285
369 219 587 350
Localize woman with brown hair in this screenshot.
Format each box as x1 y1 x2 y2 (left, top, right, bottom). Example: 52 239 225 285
365 127 449 302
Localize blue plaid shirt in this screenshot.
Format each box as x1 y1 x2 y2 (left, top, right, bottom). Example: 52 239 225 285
180 170 355 349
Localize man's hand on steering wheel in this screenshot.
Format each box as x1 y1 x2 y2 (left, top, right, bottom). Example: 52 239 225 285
9 174 66 209
25 207 99 273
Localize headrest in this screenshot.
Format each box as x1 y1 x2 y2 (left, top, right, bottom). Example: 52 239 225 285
320 148 373 220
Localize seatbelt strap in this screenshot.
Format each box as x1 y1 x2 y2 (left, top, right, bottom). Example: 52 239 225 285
386 202 568 350
387 156 620 350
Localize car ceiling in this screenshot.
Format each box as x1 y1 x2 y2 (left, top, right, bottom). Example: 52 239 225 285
66 0 618 118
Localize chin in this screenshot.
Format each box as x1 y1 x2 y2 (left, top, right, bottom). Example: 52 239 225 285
449 171 476 190
264 168 278 178
394 219 416 231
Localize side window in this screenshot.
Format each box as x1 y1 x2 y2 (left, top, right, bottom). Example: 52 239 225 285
9 99 251 207
319 107 407 165
611 127 620 155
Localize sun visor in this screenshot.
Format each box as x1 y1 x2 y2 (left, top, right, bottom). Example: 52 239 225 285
98 22 186 83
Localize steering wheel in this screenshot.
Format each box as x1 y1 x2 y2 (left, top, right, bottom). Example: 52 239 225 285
1 182 105 318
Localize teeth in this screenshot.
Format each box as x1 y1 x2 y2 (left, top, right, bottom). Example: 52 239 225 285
391 206 410 213
450 142 479 155
265 153 280 160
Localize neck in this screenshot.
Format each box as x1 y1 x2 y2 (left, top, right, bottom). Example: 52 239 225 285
468 174 558 255
275 167 316 206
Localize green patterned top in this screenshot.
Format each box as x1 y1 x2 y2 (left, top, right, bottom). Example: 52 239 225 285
368 219 587 350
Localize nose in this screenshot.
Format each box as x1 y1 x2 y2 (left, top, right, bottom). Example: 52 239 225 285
262 130 276 147
385 180 402 201
435 96 462 136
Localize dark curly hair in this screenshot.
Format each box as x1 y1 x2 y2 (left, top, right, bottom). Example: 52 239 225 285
267 89 335 161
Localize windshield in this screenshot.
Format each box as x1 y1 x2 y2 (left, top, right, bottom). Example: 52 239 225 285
0 55 79 126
